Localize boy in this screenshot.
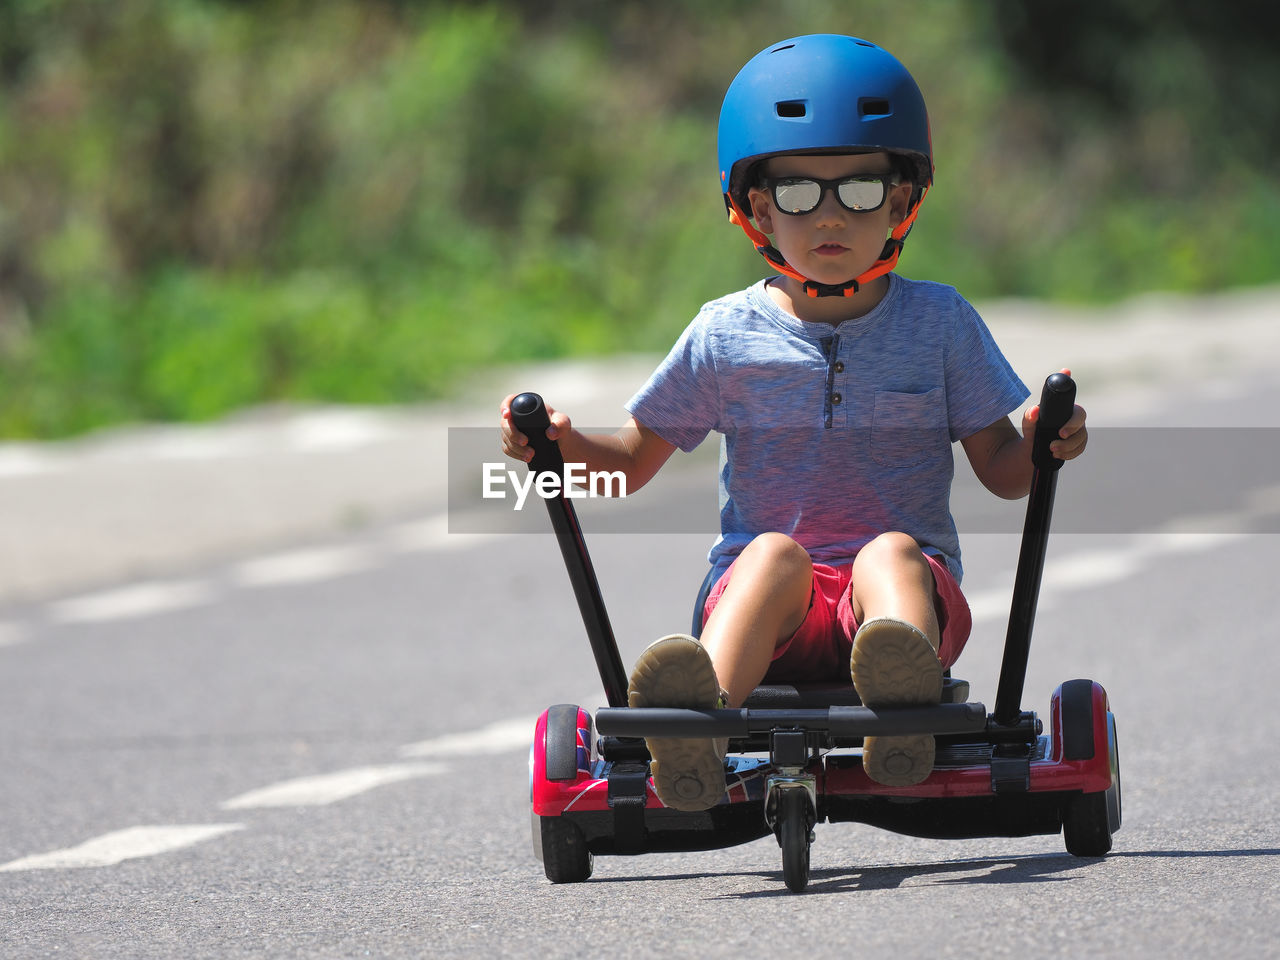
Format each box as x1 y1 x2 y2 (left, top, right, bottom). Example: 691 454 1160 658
500 35 1086 808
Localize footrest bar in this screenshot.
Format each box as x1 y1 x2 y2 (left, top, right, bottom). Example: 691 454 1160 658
594 703 988 739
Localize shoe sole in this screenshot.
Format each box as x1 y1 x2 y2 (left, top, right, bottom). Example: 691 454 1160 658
627 635 725 812
850 618 943 787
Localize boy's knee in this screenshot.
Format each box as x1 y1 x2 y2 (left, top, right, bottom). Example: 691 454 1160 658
859 532 929 571
743 532 812 578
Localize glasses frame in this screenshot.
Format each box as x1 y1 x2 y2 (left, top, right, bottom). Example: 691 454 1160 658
760 173 901 216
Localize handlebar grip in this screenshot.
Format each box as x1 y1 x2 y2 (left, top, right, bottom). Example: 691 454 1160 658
1033 372 1077 471
510 392 565 476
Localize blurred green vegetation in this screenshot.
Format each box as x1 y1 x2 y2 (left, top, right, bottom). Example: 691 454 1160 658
1 0 1277 437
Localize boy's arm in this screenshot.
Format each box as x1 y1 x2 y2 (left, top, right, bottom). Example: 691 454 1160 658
961 388 1088 500
960 417 1033 500
501 395 677 494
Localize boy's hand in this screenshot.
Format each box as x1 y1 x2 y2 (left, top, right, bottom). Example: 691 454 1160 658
500 393 573 463
1019 368 1088 461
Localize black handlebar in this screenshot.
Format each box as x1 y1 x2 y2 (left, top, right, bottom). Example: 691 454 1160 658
509 391 629 707
1032 372 1077 472
510 392 565 476
993 371 1077 726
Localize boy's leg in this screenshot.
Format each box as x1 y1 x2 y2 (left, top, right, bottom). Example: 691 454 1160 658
847 532 944 786
699 532 814 706
626 533 813 811
848 532 941 651
627 634 727 811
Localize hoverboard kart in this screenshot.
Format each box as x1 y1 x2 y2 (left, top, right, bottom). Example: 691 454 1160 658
515 373 1120 892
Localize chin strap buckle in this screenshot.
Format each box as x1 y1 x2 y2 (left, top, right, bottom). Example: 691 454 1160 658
802 279 860 298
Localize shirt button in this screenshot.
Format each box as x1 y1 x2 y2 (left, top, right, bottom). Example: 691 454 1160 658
831 393 842 405
834 361 845 373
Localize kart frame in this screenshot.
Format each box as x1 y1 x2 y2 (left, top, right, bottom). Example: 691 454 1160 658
516 373 1121 891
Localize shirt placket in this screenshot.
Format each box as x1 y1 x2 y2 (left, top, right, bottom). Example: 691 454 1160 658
820 334 847 429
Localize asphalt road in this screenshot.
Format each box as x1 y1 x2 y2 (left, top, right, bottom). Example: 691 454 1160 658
3 370 1279 957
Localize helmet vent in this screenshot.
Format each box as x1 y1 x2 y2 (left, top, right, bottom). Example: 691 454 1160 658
775 100 808 118
859 98 892 118
769 43 796 53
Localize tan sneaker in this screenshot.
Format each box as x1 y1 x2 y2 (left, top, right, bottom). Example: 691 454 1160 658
627 634 728 811
850 617 943 786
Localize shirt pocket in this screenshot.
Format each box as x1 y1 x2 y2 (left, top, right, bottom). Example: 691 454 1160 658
870 388 948 468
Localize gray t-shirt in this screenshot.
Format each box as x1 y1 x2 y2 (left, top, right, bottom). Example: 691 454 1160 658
626 274 1029 584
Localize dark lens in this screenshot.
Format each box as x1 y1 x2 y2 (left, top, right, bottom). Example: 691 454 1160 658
836 177 887 211
772 179 822 214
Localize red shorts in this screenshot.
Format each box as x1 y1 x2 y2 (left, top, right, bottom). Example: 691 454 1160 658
702 553 972 684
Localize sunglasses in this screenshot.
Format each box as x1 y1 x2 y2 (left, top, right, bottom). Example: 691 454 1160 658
761 173 900 216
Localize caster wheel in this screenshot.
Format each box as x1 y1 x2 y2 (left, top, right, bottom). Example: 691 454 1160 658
777 787 813 892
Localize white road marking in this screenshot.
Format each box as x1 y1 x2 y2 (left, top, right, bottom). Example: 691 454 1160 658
385 513 504 553
399 716 535 759
231 545 378 588
966 588 1014 625
219 762 444 809
1139 530 1250 554
0 824 244 872
1245 482 1280 516
1041 548 1143 591
0 621 29 648
966 530 1249 625
48 580 217 625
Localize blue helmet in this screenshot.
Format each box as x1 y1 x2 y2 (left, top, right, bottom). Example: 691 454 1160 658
718 34 932 208
717 35 933 295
